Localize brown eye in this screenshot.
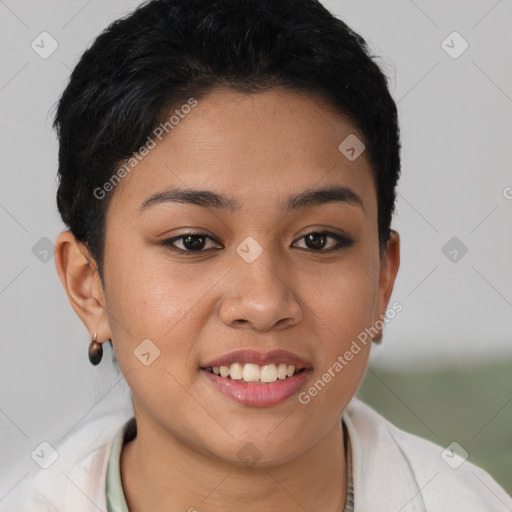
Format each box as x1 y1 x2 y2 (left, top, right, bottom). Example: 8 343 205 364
162 233 221 253
182 235 207 250
294 231 354 252
304 232 327 250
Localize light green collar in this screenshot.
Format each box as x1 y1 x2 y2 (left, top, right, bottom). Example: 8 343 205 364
106 417 136 512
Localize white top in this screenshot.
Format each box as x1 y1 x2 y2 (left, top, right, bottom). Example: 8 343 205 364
2 398 511 511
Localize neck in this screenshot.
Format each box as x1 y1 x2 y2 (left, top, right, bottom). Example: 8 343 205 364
120 413 348 512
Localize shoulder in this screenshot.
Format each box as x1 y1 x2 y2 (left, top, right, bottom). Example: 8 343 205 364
2 413 132 512
343 398 512 512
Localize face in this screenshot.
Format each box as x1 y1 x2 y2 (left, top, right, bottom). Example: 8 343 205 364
93 88 397 466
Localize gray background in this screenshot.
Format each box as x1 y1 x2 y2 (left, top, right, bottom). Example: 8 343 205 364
1 0 511 502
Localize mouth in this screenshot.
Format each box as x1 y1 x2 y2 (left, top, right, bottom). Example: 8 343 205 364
200 349 312 406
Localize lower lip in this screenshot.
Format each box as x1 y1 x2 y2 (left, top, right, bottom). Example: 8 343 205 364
201 369 311 406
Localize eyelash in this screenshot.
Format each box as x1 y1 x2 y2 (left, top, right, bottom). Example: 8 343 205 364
161 230 354 254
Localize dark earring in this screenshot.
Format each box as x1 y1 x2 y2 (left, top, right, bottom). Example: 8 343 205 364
88 331 103 366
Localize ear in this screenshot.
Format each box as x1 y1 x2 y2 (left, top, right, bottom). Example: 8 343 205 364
54 231 111 344
372 230 400 341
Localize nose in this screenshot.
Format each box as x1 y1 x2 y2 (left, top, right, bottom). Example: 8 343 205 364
218 247 303 332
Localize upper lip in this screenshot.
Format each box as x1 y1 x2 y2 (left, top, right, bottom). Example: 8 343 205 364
201 349 312 370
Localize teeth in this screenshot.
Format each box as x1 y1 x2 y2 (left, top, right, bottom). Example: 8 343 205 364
260 364 277 383
230 362 243 380
208 362 299 383
242 363 260 382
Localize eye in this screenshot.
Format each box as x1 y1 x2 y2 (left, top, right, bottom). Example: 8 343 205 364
161 230 353 254
293 231 354 252
161 232 222 253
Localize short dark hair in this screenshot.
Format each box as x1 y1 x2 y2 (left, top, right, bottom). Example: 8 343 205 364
54 0 400 280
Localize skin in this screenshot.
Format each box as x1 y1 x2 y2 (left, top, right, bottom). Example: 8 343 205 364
55 87 400 512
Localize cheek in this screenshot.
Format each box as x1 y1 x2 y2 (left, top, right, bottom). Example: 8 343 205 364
310 250 380 343
101 236 211 379
103 259 207 419
309 274 375 381
295 262 377 423
103 229 210 332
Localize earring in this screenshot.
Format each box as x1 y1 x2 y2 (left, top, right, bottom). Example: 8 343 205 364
88 331 103 366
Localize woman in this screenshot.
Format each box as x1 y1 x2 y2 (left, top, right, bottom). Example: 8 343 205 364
6 0 511 510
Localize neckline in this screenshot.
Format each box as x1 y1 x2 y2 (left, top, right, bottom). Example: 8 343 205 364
106 416 354 512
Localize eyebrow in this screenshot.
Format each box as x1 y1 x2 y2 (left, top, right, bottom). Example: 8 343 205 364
139 185 364 213
284 186 364 212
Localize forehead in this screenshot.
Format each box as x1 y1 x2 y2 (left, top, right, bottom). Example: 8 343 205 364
109 87 376 215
